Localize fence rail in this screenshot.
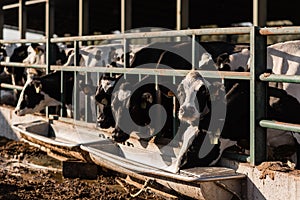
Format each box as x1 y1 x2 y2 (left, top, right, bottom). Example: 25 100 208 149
1 26 300 166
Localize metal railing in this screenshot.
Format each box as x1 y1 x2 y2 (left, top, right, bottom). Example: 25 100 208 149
1 26 300 166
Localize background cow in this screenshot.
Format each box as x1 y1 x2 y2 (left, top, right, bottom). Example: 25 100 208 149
0 45 29 106
14 71 74 117
22 43 68 80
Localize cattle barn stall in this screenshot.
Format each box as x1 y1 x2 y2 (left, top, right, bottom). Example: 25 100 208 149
1 1 300 200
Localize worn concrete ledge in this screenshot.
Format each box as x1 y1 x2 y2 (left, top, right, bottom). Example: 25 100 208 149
0 106 45 140
219 158 300 200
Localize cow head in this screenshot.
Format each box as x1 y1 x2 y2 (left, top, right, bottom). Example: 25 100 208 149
111 79 163 143
14 78 60 116
23 43 45 65
95 74 119 128
177 71 211 126
111 81 133 142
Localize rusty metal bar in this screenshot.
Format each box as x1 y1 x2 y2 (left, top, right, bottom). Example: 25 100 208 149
249 26 267 166
259 26 300 35
260 74 300 83
50 27 252 43
260 120 300 133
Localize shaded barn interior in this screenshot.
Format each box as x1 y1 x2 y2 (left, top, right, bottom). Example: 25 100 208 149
1 0 300 37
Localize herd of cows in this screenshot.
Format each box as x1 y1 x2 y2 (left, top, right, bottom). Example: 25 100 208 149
0 39 300 168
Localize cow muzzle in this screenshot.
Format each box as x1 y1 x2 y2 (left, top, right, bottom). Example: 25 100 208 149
178 105 200 122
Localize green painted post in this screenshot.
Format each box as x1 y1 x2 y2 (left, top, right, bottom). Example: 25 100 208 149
249 26 267 165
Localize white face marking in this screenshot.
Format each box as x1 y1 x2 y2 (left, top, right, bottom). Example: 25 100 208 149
101 79 115 93
178 72 206 123
23 45 45 65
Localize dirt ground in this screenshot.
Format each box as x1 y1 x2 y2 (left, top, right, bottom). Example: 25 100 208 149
0 136 169 200
1 136 300 200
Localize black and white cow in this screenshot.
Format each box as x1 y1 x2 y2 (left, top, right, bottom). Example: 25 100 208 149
108 41 249 143
14 71 74 117
217 40 300 103
14 43 142 118
95 73 120 129
178 68 300 167
22 43 68 80
0 45 29 106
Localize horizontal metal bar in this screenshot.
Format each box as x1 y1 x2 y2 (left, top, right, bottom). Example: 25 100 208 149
0 62 46 69
50 27 252 43
0 38 46 44
222 151 250 163
2 0 46 10
260 73 300 83
25 0 47 6
51 65 251 79
0 83 23 90
2 3 19 10
259 26 300 35
260 120 300 133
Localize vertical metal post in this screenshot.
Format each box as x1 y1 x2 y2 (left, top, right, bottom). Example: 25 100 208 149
249 26 267 165
121 0 125 33
181 0 189 29
253 0 267 27
74 41 80 121
45 0 55 117
121 0 132 33
45 0 55 72
79 0 89 46
176 0 181 30
0 7 3 39
19 0 26 39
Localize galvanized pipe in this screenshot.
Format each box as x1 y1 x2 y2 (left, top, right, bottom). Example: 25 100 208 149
50 65 251 79
0 61 46 69
0 38 46 44
260 120 300 133
260 74 300 83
